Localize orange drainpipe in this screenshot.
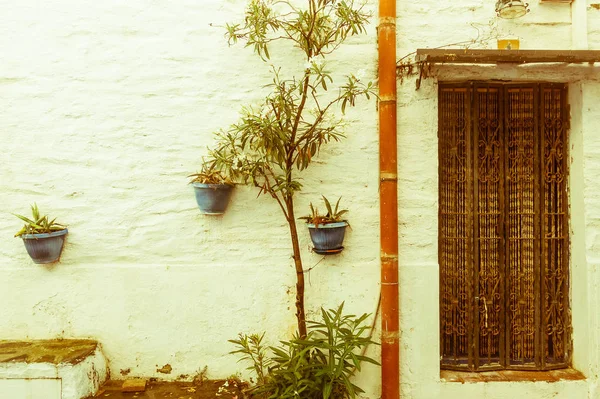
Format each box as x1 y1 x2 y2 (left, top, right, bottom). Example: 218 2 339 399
378 0 399 398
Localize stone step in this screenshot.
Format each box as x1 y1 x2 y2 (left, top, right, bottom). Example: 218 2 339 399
0 340 108 399
90 379 244 398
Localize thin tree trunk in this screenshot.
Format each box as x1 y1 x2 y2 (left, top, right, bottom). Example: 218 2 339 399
285 196 307 338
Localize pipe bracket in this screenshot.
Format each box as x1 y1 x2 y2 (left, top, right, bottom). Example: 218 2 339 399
379 94 397 103
378 16 396 26
380 172 398 182
381 330 400 344
381 254 398 262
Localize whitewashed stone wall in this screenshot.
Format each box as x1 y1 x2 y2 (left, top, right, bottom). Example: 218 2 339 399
589 1 600 48
1 0 600 398
0 0 380 394
396 0 600 398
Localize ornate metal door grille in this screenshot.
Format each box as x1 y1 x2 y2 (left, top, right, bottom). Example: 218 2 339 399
439 83 570 371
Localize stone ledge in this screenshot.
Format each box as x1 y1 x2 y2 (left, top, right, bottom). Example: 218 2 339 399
0 340 108 399
441 368 585 383
0 340 98 365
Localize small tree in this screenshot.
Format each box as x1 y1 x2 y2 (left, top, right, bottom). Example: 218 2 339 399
208 0 374 337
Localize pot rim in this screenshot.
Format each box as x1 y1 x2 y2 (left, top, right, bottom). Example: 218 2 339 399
192 182 235 189
307 221 348 229
21 228 69 240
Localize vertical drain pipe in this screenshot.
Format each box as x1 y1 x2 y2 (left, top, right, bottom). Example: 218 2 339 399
378 0 399 398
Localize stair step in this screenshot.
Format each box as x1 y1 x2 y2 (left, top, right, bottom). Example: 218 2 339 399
0 340 108 399
92 379 244 399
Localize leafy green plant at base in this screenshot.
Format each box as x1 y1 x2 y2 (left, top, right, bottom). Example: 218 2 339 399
230 304 379 399
13 204 66 237
299 196 348 226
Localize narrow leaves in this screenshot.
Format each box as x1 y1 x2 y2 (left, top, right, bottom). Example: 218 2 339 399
13 204 66 237
230 303 379 399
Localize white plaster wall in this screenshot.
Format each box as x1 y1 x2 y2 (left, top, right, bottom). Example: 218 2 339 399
398 0 572 52
395 0 600 397
397 67 600 399
0 0 381 396
0 379 61 399
2 0 600 398
588 1 600 49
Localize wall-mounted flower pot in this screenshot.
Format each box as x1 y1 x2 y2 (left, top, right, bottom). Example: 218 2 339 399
21 229 68 264
192 183 234 215
307 221 348 255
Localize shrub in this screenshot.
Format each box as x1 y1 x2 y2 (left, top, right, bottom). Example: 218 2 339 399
230 304 379 399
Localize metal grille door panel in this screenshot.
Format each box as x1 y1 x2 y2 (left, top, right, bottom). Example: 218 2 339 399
474 86 504 369
438 83 570 371
439 87 473 368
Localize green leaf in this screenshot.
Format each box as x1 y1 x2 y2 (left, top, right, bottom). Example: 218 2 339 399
322 195 333 216
31 203 40 221
323 383 332 399
14 226 26 237
335 209 348 218
13 214 34 225
355 354 380 365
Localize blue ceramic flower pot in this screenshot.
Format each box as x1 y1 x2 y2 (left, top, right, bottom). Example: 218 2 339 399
192 183 234 215
307 221 348 255
21 229 68 264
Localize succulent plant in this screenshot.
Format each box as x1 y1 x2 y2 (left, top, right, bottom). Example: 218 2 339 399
188 161 234 185
14 204 66 237
299 196 348 226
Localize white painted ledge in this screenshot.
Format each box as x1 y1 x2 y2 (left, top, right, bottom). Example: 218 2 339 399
0 345 108 399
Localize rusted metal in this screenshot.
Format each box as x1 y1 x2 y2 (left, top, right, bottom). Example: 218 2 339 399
438 83 570 371
416 49 600 64
472 84 505 371
438 86 472 369
504 86 537 369
534 84 542 369
540 84 570 369
378 0 399 396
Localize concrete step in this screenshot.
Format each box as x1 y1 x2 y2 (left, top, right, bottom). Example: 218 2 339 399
90 379 245 398
0 340 108 399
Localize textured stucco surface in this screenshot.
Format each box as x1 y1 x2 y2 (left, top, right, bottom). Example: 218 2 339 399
1 0 600 398
395 0 600 398
0 379 61 399
0 0 381 396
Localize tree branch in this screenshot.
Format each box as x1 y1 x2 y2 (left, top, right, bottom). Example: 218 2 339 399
287 71 311 169
263 168 290 221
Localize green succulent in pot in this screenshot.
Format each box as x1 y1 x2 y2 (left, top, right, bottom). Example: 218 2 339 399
300 196 348 226
188 159 235 186
300 196 349 255
188 158 235 215
14 203 68 264
14 203 66 237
